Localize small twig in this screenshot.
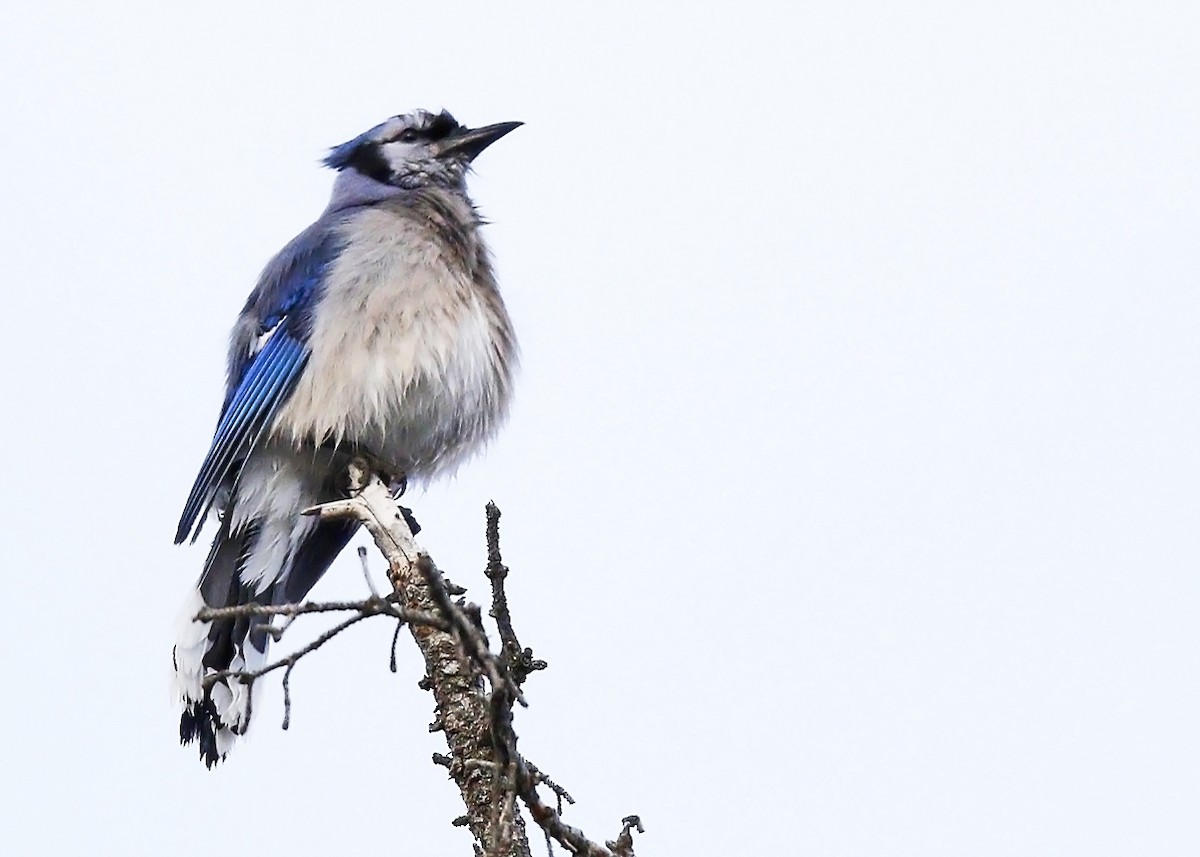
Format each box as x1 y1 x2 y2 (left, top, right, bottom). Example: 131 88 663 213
389 618 405 673
525 760 575 811
358 545 381 597
607 817 644 857
485 502 547 689
433 752 454 770
195 597 445 630
485 501 517 646
204 611 375 689
281 663 295 730
518 769 641 857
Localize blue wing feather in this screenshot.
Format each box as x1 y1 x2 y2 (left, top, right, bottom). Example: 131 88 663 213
175 225 345 545
175 330 308 543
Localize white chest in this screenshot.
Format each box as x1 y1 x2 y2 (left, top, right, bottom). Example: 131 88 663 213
272 206 512 476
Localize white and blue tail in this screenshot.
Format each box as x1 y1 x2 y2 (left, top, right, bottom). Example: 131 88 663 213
172 456 356 767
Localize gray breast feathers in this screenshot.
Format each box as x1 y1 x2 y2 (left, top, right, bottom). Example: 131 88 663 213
272 194 517 479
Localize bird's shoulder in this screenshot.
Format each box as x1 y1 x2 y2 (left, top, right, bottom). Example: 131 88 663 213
224 219 344 388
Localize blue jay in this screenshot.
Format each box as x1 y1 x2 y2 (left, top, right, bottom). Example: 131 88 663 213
172 109 520 767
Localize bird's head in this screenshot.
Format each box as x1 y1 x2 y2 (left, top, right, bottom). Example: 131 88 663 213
324 109 521 190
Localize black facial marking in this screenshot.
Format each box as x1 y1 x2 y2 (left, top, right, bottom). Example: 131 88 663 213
347 142 392 183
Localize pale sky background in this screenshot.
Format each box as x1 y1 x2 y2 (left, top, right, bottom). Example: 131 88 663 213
1 2 1197 855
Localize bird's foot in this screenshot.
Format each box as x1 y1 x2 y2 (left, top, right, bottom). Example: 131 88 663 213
337 450 405 496
334 450 417 533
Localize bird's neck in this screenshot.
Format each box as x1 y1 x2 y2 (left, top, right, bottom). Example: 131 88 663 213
324 171 406 214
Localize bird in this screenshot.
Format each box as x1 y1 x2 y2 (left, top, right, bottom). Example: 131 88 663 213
171 108 521 768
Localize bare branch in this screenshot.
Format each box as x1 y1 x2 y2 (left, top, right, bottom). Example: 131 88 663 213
219 457 642 857
520 779 644 857
194 596 446 630
306 458 533 857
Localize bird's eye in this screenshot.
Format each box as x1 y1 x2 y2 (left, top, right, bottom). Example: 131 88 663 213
397 129 419 143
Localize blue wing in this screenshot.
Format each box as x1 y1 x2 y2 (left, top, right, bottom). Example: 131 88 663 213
175 225 345 545
175 327 308 544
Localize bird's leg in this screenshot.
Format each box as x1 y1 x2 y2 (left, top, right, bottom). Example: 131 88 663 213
334 447 399 494
339 448 421 536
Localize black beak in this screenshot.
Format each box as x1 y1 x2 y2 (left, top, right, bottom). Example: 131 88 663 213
432 121 523 161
